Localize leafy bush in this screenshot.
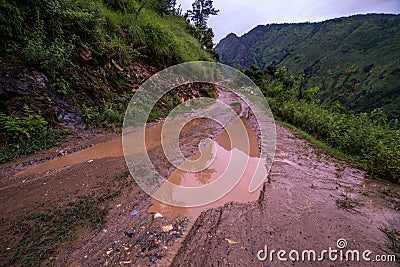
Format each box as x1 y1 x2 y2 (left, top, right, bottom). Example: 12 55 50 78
82 97 130 126
0 108 69 162
1 110 47 143
0 0 24 52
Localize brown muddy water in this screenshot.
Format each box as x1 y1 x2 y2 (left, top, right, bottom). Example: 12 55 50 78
13 126 161 178
14 115 268 219
149 117 268 218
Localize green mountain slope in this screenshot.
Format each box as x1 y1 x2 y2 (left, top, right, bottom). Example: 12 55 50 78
215 14 400 119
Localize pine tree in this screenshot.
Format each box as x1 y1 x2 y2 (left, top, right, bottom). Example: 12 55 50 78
153 0 176 16
187 0 219 31
186 0 219 50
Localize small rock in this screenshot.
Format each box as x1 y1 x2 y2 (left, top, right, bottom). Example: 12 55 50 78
225 238 238 244
162 224 173 232
124 231 134 238
154 212 163 218
129 210 139 217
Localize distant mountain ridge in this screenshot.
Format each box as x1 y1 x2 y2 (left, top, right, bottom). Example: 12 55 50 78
215 14 400 118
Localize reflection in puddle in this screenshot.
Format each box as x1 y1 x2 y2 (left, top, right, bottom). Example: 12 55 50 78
149 117 268 218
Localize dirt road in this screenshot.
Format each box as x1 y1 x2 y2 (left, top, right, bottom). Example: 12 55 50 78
0 90 399 266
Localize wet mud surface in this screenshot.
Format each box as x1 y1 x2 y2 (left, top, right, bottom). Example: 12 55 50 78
0 90 399 266
171 124 400 266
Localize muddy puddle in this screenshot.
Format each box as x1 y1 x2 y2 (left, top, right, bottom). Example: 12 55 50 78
13 126 160 178
149 117 268 218
14 109 267 221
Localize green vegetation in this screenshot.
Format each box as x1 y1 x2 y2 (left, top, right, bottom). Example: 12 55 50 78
1 0 212 71
0 0 216 161
0 170 132 266
380 228 400 257
216 14 400 119
276 119 355 163
336 194 362 211
0 107 69 163
380 186 400 210
0 196 107 266
244 65 400 183
186 0 219 51
81 96 132 126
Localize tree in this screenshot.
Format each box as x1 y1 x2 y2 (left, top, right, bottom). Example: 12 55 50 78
153 0 176 16
186 0 219 50
200 27 214 50
187 0 219 30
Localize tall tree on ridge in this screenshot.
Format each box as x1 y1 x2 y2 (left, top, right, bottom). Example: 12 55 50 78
187 0 219 31
153 0 176 16
187 0 219 50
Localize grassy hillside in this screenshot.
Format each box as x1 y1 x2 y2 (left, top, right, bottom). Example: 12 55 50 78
216 14 400 119
0 0 214 162
1 0 212 67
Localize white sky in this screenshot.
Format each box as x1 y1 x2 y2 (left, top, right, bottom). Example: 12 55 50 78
176 0 400 43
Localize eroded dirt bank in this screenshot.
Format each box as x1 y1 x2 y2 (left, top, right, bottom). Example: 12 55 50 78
0 90 399 266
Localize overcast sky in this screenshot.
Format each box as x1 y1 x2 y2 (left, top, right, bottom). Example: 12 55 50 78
176 0 400 43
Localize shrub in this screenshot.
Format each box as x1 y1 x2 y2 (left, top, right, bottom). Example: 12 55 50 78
0 108 69 162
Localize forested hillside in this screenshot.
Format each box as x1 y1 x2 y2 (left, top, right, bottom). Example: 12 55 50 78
216 14 400 119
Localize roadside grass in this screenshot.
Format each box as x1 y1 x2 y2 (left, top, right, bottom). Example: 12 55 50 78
147 84 217 123
269 98 400 183
379 227 400 260
0 170 132 266
380 187 400 211
275 118 360 167
335 194 362 211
